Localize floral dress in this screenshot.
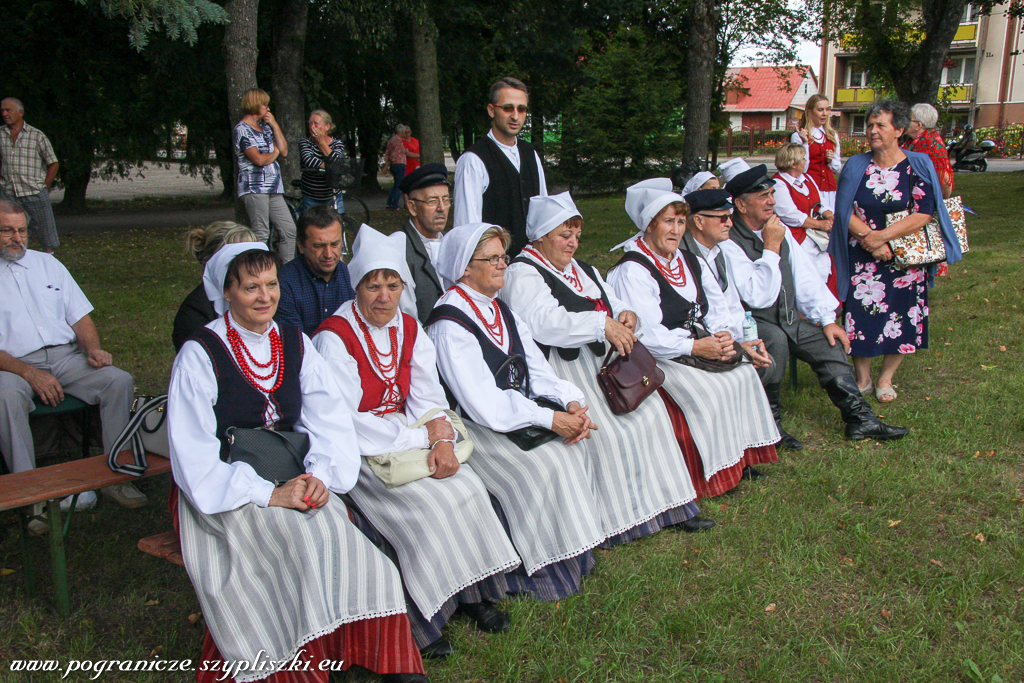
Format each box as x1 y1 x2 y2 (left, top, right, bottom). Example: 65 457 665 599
844 158 932 357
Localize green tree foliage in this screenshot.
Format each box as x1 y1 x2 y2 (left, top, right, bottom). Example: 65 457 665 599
74 0 228 50
559 27 683 191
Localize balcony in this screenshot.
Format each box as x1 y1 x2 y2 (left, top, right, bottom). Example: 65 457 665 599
940 83 974 103
835 87 876 105
951 22 978 45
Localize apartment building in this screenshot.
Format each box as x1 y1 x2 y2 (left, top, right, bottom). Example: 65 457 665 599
818 3 1023 133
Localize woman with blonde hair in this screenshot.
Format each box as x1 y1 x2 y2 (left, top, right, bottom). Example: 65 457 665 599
233 87 297 261
172 221 258 351
299 109 348 215
791 94 841 211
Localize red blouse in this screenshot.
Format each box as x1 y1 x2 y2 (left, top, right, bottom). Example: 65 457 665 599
903 128 954 194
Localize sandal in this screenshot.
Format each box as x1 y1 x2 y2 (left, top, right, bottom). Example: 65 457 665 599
858 379 874 396
875 385 897 402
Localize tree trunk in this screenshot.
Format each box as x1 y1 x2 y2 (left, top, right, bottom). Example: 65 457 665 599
58 164 91 213
223 0 259 209
682 0 718 165
271 0 308 192
411 8 444 165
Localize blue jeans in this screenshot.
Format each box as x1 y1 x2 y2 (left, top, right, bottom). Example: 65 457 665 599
297 193 345 216
386 163 406 209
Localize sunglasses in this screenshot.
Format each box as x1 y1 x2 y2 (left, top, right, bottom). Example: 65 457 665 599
696 213 731 223
495 104 528 114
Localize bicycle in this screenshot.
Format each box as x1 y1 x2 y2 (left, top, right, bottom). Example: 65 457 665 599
283 157 370 259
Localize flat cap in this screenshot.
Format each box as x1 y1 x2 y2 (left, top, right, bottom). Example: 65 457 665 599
725 164 774 198
399 162 450 194
685 188 734 214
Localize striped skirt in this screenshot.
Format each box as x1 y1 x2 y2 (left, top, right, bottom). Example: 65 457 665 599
546 350 701 541
656 360 780 487
347 459 521 621
177 491 411 682
461 420 607 576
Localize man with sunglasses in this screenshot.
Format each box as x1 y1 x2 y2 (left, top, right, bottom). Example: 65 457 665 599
399 163 451 322
721 165 908 448
453 77 548 257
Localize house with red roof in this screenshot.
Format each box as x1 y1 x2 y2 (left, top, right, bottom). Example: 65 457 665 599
724 65 818 131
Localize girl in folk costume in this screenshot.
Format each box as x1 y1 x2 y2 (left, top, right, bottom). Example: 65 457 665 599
772 142 840 298
426 223 607 600
312 227 520 660
501 192 712 536
167 243 427 683
791 94 842 211
606 179 780 500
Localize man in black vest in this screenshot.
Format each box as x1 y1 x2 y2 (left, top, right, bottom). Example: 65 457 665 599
398 163 449 323
453 77 547 257
721 165 908 448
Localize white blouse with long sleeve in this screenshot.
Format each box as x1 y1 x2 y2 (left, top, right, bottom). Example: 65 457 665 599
168 313 361 515
499 250 640 347
772 172 824 228
720 226 838 325
791 127 842 174
687 240 746 340
606 235 701 358
312 300 451 456
427 283 586 432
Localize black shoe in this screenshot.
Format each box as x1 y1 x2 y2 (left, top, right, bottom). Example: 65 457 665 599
823 376 910 442
418 637 454 660
679 516 716 533
381 675 429 683
742 465 764 480
456 602 511 633
765 382 803 450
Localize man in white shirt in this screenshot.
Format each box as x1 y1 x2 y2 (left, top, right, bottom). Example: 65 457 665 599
453 77 547 257
0 201 144 517
721 166 908 447
398 163 449 322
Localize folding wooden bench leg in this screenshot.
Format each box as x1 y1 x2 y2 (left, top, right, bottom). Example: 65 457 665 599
46 499 71 617
18 509 37 597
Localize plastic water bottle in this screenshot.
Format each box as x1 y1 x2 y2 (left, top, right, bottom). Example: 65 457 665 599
742 311 759 344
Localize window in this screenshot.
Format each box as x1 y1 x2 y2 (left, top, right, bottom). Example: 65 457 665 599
775 116 782 130
942 57 976 84
847 65 870 88
961 3 981 22
851 115 866 135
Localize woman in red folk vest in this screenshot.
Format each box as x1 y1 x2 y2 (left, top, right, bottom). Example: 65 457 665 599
791 94 841 211
772 143 838 298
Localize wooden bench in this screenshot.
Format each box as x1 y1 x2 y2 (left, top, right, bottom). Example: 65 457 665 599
0 452 171 616
138 530 183 567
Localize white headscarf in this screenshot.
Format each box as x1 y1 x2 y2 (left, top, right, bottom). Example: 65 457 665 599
611 178 685 251
682 171 716 197
348 224 413 289
436 222 501 289
202 242 270 315
526 192 581 242
718 158 751 183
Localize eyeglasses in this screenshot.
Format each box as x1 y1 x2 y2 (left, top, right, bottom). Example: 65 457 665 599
495 104 528 114
0 227 28 237
409 196 451 209
696 213 731 223
471 254 511 266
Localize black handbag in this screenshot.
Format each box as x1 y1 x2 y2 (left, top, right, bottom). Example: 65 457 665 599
225 427 309 486
491 354 563 451
672 325 751 373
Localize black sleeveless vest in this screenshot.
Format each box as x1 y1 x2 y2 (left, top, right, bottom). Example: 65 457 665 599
424 296 531 396
511 256 611 360
467 135 542 257
190 325 304 461
613 250 709 333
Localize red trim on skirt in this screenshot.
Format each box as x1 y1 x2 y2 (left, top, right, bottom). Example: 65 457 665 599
657 389 778 499
168 485 425 682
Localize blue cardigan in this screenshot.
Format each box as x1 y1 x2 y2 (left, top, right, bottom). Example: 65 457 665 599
829 150 962 301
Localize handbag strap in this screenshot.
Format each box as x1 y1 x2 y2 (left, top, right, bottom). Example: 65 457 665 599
107 395 166 477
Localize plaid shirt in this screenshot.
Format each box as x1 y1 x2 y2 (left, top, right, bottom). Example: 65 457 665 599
277 256 356 337
0 123 58 197
385 134 407 166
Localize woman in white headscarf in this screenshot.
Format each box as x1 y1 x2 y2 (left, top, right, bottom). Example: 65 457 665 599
500 192 712 538
607 180 780 500
681 171 720 197
312 226 521 660
425 223 607 601
168 243 428 683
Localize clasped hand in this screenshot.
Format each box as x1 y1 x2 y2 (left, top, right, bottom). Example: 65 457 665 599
692 331 737 361
269 473 329 511
425 417 459 479
551 401 597 445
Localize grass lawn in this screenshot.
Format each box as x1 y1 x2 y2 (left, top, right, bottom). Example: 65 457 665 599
1 173 1022 682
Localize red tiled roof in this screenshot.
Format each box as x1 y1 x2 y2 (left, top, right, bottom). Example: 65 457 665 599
724 66 815 112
